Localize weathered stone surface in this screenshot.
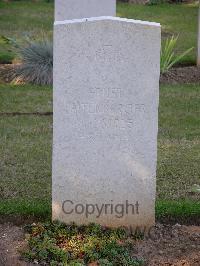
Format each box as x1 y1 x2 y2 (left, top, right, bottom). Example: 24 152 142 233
55 0 116 21
53 17 161 228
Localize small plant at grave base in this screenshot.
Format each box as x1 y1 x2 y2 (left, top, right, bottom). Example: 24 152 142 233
160 35 193 74
22 221 144 266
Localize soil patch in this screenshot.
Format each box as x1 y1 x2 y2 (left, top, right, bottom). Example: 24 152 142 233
0 223 199 266
1 64 200 85
160 66 200 85
0 223 33 266
133 223 200 266
0 64 16 84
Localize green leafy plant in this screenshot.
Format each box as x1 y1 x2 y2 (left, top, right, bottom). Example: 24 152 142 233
0 52 14 64
22 221 144 266
160 35 193 74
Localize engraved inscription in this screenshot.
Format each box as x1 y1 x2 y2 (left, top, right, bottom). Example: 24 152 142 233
89 87 122 98
64 102 146 115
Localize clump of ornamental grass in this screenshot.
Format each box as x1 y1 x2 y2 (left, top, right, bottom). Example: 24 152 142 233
22 221 144 266
161 35 193 74
14 38 53 85
2 35 53 85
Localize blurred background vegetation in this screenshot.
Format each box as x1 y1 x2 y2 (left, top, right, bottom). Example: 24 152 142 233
0 0 198 64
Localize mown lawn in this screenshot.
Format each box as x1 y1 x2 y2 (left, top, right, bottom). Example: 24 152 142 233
0 1 198 63
118 2 198 64
0 84 199 221
158 85 200 201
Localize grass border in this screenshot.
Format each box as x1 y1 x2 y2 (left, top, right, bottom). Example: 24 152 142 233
0 199 199 224
156 200 200 224
0 199 51 219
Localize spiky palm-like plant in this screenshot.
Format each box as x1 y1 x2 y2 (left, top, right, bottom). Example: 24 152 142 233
161 36 193 74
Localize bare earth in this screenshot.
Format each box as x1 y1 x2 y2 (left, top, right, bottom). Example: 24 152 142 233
0 223 33 266
133 223 200 266
160 66 200 85
1 64 200 85
0 223 199 266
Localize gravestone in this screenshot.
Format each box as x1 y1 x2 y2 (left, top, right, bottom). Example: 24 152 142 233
53 17 161 228
55 0 116 21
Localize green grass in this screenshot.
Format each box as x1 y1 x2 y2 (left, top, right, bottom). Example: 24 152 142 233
0 1 53 36
0 84 52 112
0 1 198 64
0 0 54 63
158 84 200 202
156 200 200 220
0 51 14 64
118 2 198 64
159 85 200 140
0 115 52 214
0 199 50 219
0 83 199 221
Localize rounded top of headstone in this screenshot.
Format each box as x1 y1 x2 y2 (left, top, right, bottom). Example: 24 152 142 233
54 16 161 29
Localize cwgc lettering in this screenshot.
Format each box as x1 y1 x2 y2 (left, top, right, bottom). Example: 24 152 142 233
53 17 161 228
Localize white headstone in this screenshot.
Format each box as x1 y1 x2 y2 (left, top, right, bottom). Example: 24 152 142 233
53 17 161 228
55 0 116 21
